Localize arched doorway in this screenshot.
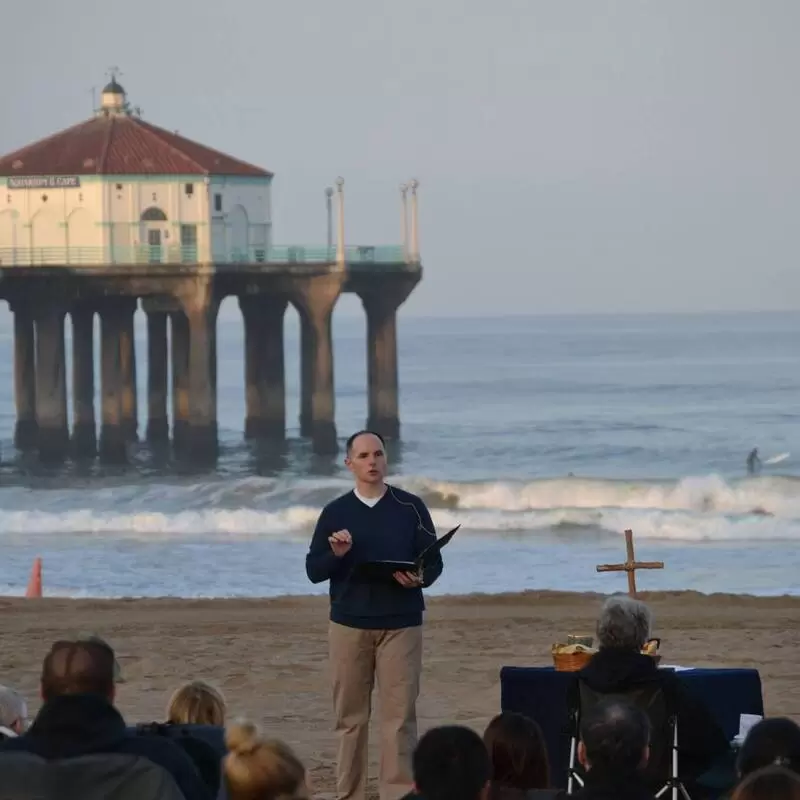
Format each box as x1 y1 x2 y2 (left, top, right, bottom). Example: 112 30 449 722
140 206 168 263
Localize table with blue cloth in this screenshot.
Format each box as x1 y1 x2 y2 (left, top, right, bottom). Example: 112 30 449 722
500 666 764 790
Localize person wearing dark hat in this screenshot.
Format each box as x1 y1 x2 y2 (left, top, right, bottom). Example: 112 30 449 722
0 638 210 800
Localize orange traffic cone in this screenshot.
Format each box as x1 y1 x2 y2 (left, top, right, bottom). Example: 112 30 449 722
25 557 42 598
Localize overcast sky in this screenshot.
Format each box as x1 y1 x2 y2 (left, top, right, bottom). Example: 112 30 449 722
1 0 798 317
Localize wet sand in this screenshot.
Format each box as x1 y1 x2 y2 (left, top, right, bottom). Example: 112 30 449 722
2 591 799 794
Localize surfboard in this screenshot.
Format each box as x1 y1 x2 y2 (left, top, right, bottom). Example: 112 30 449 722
764 452 790 465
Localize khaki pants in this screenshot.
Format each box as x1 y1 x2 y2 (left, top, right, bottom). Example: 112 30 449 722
329 621 423 800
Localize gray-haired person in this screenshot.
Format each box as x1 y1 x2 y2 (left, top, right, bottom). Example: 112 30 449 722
577 595 729 792
0 685 27 738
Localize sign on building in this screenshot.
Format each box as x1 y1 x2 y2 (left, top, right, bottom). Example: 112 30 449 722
6 176 81 189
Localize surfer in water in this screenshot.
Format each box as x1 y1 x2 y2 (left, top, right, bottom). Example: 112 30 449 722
747 448 761 475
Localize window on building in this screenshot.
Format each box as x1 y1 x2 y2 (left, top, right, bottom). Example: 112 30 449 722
180 224 198 263
185 183 194 196
214 193 222 212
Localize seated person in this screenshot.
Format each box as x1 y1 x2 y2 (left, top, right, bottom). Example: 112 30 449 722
569 699 654 800
223 720 309 800
577 595 729 787
412 725 491 800
159 680 228 794
167 680 226 727
0 638 210 800
732 765 800 800
0 685 27 739
737 718 800 780
483 712 557 800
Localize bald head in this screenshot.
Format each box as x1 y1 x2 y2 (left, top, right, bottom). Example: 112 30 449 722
41 640 116 703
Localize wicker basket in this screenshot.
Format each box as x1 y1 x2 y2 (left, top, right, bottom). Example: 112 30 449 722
552 649 661 671
552 650 594 672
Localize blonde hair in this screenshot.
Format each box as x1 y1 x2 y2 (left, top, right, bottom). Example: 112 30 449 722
224 720 308 800
733 765 800 800
166 681 226 726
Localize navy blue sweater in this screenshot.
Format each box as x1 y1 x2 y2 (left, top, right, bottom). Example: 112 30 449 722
305 486 444 629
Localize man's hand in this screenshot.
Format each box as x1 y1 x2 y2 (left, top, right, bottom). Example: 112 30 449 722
393 570 423 588
328 530 352 557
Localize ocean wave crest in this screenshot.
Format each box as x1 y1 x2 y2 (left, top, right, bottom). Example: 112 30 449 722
0 472 797 542
409 473 800 518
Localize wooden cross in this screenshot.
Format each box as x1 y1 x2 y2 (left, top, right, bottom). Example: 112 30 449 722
596 529 664 596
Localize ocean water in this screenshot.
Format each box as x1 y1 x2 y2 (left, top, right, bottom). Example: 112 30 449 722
0 307 798 599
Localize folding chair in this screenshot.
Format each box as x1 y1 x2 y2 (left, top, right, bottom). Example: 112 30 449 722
565 675 692 800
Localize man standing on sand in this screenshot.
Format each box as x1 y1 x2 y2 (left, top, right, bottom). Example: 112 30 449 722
306 430 444 800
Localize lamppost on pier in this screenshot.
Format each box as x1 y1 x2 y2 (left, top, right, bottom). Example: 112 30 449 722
400 183 409 263
409 178 419 263
335 177 345 267
325 186 334 253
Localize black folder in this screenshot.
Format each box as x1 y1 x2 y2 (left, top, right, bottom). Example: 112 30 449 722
350 525 460 583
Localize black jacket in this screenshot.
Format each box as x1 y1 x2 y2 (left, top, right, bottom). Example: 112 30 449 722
0 693 211 800
564 769 655 800
578 649 729 782
491 787 560 800
0 750 185 800
133 722 224 797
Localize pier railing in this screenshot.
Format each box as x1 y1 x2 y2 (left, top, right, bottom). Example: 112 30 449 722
0 244 409 267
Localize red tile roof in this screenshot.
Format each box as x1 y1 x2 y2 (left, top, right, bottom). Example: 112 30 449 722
0 114 272 178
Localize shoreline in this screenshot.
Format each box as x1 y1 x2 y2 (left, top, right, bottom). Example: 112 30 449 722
3 587 800 602
2 590 798 795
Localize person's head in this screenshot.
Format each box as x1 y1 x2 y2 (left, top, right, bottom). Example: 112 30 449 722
0 685 28 735
737 718 800 779
733 765 800 800
78 634 124 683
40 639 117 703
579 699 650 774
345 430 387 487
483 712 550 790
596 594 652 652
413 725 491 800
167 680 226 726
223 720 308 800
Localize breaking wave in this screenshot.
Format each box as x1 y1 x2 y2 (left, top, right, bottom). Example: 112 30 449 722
0 473 798 542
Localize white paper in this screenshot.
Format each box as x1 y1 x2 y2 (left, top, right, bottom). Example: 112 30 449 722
739 713 762 739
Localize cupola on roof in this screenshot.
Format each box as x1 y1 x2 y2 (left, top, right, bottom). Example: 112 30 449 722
0 74 272 179
102 78 125 95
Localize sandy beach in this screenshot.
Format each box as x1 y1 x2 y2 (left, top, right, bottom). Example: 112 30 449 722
2 591 799 794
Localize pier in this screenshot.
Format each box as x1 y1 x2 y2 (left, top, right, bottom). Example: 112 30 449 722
1 251 421 463
0 76 424 464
